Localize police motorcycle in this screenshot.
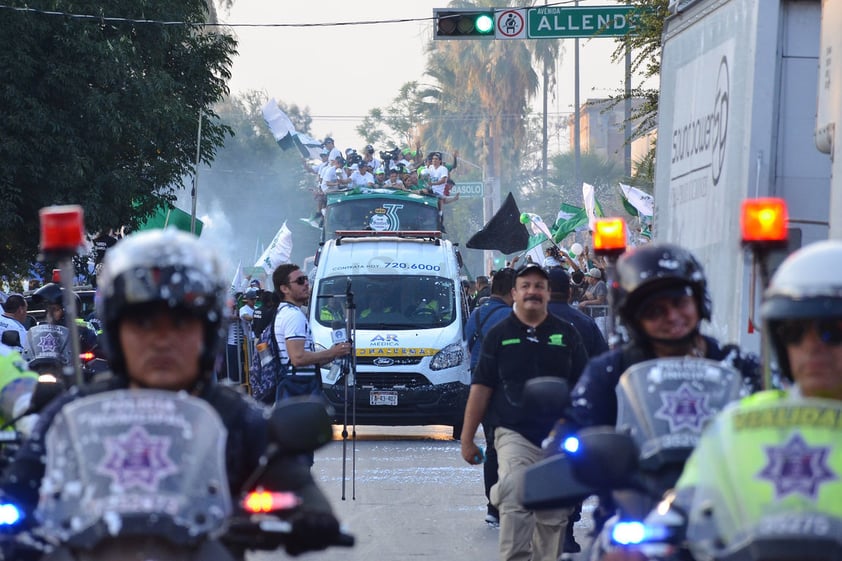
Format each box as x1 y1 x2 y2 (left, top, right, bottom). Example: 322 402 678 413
522 357 744 561
0 391 354 561
552 395 842 561
0 331 64 471
21 324 108 384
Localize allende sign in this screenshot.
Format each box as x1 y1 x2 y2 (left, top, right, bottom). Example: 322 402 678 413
527 6 641 39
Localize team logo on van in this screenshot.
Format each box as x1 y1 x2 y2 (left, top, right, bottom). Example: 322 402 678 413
368 211 391 231
365 203 403 231
369 333 399 347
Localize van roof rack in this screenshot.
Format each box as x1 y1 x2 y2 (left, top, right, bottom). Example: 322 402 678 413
334 230 442 245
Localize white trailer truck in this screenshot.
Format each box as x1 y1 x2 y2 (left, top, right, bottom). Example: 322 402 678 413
653 0 831 352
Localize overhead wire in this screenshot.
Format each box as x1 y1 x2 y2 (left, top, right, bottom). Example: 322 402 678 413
0 1 583 28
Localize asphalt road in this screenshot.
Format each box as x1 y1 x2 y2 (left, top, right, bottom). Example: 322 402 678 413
251 424 593 561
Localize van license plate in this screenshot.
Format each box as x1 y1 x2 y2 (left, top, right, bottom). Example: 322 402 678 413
370 391 398 406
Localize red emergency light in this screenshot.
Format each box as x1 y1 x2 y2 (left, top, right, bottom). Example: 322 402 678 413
740 198 788 246
592 218 627 257
39 205 85 254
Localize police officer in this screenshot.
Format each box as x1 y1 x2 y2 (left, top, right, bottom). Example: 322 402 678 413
0 229 341 558
30 283 99 357
563 243 759 539
567 243 759 429
638 240 842 561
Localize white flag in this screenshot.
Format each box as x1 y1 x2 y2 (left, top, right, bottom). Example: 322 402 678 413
255 222 293 275
230 261 244 294
522 212 554 241
261 98 296 142
583 182 598 231
525 245 545 266
620 183 655 217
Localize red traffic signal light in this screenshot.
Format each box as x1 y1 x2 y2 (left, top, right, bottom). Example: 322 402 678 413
434 9 495 40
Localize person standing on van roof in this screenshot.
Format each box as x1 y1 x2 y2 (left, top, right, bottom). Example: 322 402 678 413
460 264 588 561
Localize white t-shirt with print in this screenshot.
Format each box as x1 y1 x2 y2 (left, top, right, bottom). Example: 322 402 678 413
273 303 317 375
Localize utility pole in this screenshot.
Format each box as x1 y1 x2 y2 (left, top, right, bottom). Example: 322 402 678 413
624 41 632 177
573 0 581 191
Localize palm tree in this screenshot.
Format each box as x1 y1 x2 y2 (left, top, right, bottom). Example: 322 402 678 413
418 0 540 186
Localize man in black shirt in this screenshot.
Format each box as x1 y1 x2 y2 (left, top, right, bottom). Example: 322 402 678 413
460 263 588 561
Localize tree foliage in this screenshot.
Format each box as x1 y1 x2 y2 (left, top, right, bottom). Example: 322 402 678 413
611 0 669 142
0 0 237 277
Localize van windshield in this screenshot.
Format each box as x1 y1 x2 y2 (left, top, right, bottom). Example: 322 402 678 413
315 275 456 330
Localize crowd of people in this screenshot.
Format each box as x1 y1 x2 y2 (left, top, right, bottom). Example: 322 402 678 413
459 238 842 561
2 216 841 560
302 137 461 230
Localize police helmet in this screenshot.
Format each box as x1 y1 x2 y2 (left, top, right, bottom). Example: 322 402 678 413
96 229 227 377
615 243 711 342
762 240 842 380
32 283 82 316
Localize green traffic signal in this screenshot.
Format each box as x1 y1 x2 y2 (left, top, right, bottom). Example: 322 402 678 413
475 13 494 34
434 9 496 40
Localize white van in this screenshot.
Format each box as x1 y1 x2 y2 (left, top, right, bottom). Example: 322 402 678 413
310 231 470 437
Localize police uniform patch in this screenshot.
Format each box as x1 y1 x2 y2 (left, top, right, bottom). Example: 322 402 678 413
757 432 837 499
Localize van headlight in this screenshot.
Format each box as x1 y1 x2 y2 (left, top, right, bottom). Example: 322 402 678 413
430 343 464 371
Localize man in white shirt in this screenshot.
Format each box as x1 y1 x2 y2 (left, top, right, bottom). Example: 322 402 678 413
322 137 342 164
349 161 375 187
383 168 407 191
238 288 258 342
0 294 28 350
426 152 449 196
321 156 349 193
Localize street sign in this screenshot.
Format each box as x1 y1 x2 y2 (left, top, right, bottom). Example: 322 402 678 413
495 9 526 40
527 6 641 39
452 182 484 198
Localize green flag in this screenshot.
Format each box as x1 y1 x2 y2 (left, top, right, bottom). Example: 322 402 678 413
552 204 589 244
137 205 203 236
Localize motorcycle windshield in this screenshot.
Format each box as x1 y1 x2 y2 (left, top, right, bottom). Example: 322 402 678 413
36 390 231 548
24 324 72 367
616 358 743 471
684 397 842 561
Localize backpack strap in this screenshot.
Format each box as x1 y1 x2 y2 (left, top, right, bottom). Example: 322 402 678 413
469 300 509 351
272 303 299 376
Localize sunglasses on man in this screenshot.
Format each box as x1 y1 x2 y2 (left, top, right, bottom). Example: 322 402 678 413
287 276 309 286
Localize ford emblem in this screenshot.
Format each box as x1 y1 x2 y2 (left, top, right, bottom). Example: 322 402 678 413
373 357 394 367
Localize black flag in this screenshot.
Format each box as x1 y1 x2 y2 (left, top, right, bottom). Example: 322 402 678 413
466 192 529 254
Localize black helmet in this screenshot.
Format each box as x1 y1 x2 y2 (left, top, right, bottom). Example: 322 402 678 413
762 240 842 380
31 283 81 318
615 243 711 342
96 229 227 377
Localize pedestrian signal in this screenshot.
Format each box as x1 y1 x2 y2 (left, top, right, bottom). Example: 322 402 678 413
434 9 495 40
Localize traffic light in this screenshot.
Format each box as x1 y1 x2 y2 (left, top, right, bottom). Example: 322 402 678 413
434 9 495 40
